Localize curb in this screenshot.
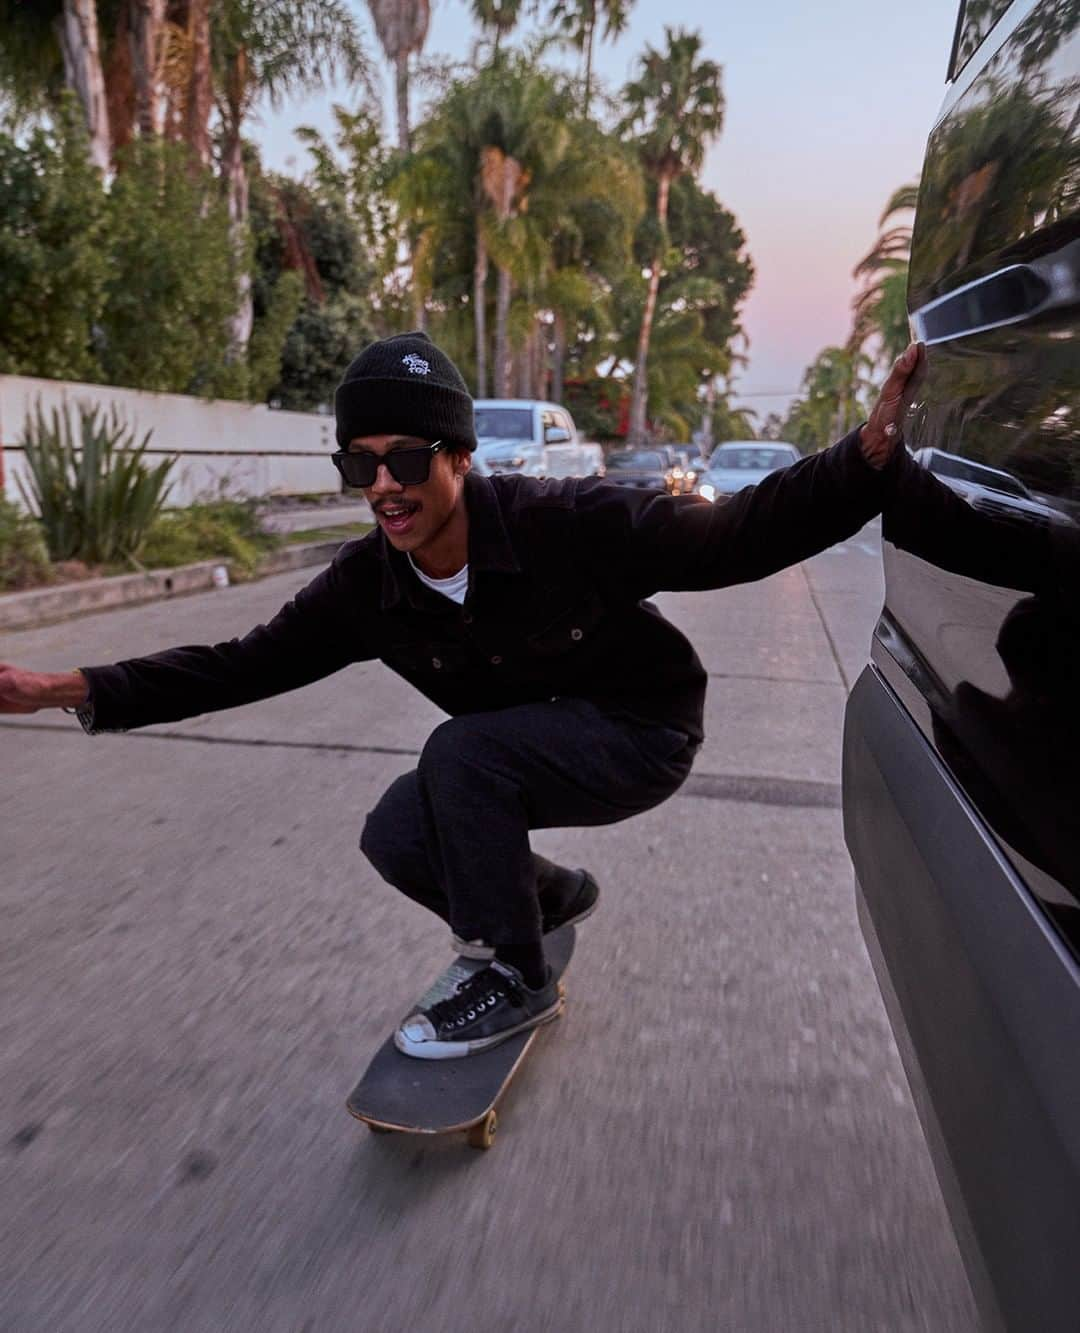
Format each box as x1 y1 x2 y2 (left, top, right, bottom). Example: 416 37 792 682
0 539 346 633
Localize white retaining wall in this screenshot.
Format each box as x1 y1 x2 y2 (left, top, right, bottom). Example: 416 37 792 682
0 374 339 510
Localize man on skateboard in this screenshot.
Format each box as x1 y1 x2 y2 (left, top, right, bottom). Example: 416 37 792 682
0 332 922 1060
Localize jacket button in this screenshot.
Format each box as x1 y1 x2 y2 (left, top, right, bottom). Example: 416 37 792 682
463 613 473 624
570 628 584 641
432 657 442 669
490 655 503 665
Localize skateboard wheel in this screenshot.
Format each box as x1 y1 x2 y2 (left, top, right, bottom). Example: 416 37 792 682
467 1110 498 1150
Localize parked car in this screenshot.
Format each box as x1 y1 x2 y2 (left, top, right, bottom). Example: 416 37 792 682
545 441 606 480
473 399 588 479
911 447 1074 527
602 448 678 493
842 2 1080 1327
696 441 801 501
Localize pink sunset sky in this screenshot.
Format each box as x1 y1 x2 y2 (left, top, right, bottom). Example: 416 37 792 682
258 0 959 420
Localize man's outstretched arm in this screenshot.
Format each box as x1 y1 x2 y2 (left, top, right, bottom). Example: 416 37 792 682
0 555 372 732
577 345 923 599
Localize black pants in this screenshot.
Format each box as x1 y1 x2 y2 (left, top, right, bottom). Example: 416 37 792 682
360 697 696 982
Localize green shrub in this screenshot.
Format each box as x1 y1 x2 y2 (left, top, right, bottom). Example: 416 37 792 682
140 500 279 579
0 496 51 591
17 400 174 564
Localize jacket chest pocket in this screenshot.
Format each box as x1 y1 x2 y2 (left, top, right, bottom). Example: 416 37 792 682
526 591 606 658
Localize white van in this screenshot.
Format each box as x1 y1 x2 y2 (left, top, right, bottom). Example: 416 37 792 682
473 399 601 479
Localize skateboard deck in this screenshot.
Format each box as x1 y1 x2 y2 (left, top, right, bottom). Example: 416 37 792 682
347 924 576 1149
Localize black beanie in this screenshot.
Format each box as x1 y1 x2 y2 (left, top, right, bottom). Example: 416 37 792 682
334 331 477 451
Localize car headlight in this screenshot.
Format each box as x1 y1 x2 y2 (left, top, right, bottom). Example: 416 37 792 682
699 483 716 502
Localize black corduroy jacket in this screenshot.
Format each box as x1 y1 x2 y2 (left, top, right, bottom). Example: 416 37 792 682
79 428 921 742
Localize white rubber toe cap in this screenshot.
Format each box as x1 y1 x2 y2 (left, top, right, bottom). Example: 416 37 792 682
394 1014 472 1060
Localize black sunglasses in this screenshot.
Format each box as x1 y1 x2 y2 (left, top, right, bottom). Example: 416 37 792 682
332 440 447 489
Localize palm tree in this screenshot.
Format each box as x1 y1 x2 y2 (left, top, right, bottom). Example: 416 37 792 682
470 0 526 62
0 0 66 120
59 0 111 170
397 59 627 398
850 182 918 367
783 346 872 450
365 0 430 152
153 0 213 168
547 0 633 116
620 28 724 441
527 120 643 398
212 0 368 354
393 74 495 391
0 0 112 169
0 0 206 168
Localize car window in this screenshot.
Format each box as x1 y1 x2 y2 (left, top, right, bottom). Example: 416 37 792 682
948 0 1012 81
475 407 533 440
710 446 796 470
607 451 666 469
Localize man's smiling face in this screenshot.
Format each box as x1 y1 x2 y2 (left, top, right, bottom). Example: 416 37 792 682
351 434 470 560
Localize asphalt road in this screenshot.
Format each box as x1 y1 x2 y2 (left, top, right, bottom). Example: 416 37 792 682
0 523 980 1332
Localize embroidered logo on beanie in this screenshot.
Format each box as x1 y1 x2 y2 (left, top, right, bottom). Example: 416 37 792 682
402 353 431 376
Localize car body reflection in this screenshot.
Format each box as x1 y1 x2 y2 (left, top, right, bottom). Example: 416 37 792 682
841 0 1080 1325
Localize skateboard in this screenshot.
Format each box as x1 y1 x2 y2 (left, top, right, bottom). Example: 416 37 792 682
347 924 576 1150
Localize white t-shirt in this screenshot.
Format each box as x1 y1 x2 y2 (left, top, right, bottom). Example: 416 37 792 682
407 555 469 605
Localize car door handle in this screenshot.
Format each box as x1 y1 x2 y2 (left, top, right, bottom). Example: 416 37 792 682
912 237 1080 343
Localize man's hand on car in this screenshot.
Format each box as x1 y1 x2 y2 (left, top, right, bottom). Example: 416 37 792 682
0 664 89 713
860 342 925 469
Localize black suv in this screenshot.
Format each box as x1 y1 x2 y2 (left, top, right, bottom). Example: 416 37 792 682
842 2 1080 1328
602 448 677 493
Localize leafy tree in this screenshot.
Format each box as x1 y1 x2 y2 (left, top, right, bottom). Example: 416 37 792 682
542 131 643 402
850 182 916 369
759 411 785 441
782 346 871 451
664 175 753 354
704 395 757 444
0 100 108 381
0 0 66 121
249 111 391 410
211 0 369 355
98 137 239 393
0 0 111 168
561 376 629 441
601 174 751 442
400 55 643 399
0 0 210 168
620 27 725 441
400 56 570 396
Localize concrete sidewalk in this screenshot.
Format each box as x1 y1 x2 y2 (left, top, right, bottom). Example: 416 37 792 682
0 526 978 1333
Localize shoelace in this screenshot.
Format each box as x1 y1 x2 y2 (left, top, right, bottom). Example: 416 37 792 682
427 967 523 1035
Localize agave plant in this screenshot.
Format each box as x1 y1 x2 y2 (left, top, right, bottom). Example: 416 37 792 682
17 400 174 565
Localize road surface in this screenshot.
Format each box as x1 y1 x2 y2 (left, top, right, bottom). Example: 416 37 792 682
0 521 979 1332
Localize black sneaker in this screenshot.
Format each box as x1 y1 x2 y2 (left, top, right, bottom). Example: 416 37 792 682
540 869 599 935
394 960 561 1060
